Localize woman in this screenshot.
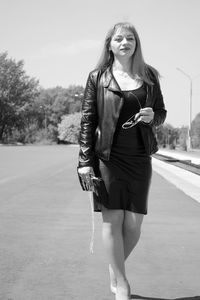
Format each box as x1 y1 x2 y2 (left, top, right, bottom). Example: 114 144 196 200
77 22 167 300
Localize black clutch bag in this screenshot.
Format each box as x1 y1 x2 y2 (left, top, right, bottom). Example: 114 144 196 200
78 170 104 193
91 175 108 198
77 167 107 195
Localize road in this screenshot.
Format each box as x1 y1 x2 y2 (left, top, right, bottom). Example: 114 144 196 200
0 145 200 300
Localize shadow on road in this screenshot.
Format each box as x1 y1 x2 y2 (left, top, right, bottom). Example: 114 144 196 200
131 295 200 300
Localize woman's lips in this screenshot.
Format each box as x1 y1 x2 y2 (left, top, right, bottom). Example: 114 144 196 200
120 47 130 51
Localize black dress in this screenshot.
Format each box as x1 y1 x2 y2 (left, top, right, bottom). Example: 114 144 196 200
93 84 152 214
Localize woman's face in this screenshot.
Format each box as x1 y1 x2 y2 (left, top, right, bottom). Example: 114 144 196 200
110 28 136 59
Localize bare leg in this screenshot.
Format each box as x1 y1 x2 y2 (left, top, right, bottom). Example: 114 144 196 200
101 208 130 298
123 211 144 260
108 211 144 296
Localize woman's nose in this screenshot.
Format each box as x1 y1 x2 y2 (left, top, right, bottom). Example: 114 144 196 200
121 37 128 44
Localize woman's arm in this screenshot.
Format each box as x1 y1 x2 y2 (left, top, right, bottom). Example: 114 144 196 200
136 80 166 126
78 72 98 168
152 80 167 127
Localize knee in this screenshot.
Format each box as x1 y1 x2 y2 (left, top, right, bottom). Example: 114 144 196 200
123 219 143 238
123 212 143 234
102 210 124 234
124 222 141 235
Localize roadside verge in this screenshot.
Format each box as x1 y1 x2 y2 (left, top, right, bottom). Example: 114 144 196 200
152 157 200 204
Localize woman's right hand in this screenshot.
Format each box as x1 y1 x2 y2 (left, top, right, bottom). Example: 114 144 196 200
78 166 95 191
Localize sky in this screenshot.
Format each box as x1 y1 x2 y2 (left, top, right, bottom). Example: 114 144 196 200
0 0 200 127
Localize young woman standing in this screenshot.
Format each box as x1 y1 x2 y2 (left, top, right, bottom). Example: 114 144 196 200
78 22 167 300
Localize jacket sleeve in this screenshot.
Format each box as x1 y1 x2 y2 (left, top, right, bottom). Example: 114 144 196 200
78 72 98 168
151 79 167 127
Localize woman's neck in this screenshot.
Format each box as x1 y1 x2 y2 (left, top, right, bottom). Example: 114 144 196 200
112 58 133 75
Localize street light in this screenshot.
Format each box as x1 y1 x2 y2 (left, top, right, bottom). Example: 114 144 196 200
176 68 200 150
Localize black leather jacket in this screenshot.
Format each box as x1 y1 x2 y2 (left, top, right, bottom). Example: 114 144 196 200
78 67 167 168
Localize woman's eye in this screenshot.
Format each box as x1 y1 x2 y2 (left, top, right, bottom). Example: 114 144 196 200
114 37 135 42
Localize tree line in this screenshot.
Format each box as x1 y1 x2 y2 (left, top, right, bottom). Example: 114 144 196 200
0 52 200 149
0 52 84 144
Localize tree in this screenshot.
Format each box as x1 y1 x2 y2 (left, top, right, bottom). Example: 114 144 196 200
178 126 188 150
191 112 200 148
0 52 39 141
33 85 84 141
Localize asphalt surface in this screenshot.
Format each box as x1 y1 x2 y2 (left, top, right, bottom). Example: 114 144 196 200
0 145 200 300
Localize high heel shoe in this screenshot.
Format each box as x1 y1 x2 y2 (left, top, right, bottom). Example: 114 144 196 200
109 264 117 294
115 280 131 300
115 290 131 300
110 283 117 294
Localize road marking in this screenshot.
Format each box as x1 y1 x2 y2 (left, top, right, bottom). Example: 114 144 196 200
0 166 69 185
0 176 20 184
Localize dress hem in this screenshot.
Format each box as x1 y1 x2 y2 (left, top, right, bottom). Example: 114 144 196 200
93 203 147 215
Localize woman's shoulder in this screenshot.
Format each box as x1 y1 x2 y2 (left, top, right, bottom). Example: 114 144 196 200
88 68 102 79
145 64 160 84
87 68 105 87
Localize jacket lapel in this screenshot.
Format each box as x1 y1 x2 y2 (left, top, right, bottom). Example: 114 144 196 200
102 67 152 104
102 68 121 93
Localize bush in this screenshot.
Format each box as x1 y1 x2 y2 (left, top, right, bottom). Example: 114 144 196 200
3 125 55 145
57 112 81 144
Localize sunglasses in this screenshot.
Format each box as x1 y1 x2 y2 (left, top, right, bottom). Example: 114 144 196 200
122 114 141 129
121 91 143 130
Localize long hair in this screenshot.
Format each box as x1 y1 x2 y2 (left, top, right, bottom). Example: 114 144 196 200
96 22 159 85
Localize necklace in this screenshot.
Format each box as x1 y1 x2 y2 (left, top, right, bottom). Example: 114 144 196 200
113 70 142 91
114 70 140 80
113 67 141 78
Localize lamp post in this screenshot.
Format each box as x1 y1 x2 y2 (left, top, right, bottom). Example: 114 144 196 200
176 68 200 150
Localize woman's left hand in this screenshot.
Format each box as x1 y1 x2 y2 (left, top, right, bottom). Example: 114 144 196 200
135 107 154 124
